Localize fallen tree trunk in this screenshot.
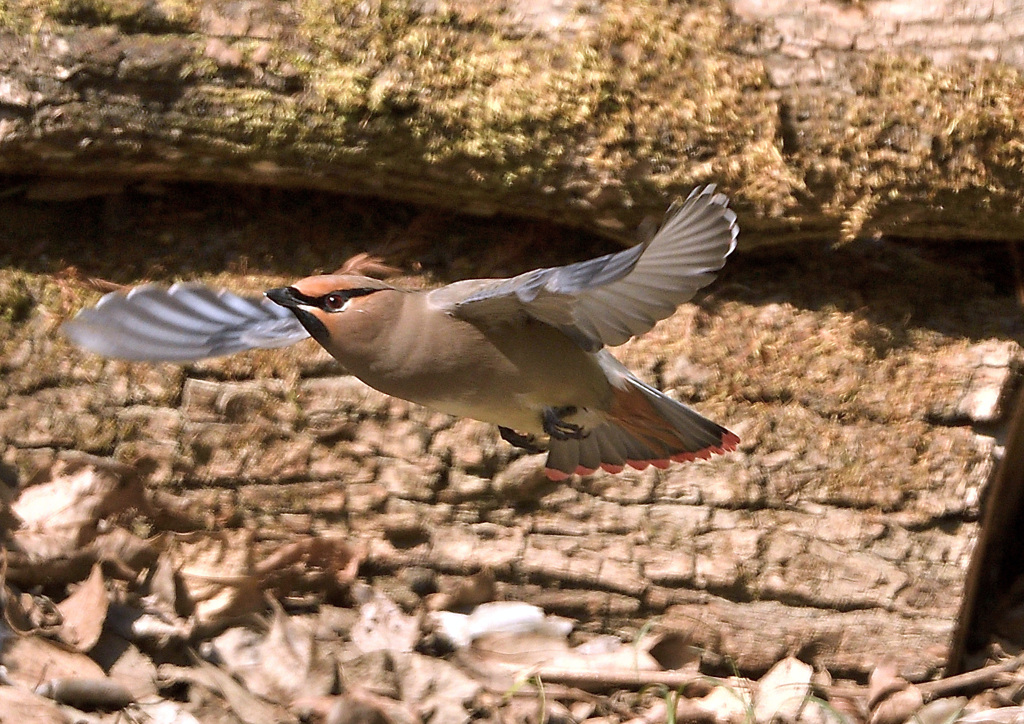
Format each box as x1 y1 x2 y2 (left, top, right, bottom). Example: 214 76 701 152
2 0 1024 244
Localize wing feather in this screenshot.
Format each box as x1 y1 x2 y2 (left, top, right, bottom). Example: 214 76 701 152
430 185 737 350
63 283 310 362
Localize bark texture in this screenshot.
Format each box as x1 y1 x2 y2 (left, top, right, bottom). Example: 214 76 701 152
1 0 1024 243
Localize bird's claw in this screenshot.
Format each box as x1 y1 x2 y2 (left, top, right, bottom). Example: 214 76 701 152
542 407 588 440
499 426 544 453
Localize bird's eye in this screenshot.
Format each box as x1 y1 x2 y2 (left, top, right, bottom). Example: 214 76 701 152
323 292 348 312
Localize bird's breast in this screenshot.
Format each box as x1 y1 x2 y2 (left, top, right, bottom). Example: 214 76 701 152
332 301 612 433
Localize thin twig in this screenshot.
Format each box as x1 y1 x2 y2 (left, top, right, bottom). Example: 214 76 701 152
529 667 719 693
829 654 1024 702
918 654 1024 700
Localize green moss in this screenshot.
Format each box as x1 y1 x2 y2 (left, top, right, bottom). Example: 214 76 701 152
0 273 32 323
5 0 1024 242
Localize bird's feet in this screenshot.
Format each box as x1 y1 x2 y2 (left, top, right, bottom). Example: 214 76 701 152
542 406 588 440
498 426 544 454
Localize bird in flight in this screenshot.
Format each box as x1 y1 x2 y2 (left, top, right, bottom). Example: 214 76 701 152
64 186 739 480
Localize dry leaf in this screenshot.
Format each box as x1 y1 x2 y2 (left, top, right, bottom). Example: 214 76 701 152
913 697 967 724
159 659 294 724
171 530 262 628
90 629 160 700
868 661 908 709
547 638 662 675
753 657 813 723
90 527 161 574
105 601 193 649
393 652 480 724
10 460 146 559
959 706 1024 724
210 602 336 704
469 630 573 669
869 686 924 724
56 562 108 652
255 534 362 595
146 551 193 618
326 689 421 724
431 601 572 649
0 634 107 688
350 589 419 655
0 686 72 724
693 682 754 724
3 582 37 633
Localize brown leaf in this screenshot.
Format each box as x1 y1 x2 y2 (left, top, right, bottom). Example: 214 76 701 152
869 686 924 724
210 601 336 705
90 527 161 575
0 686 72 724
753 656 813 723
3 582 37 633
90 629 160 701
160 657 293 724
56 562 108 652
394 653 477 724
10 458 146 560
350 588 419 655
171 530 262 628
868 661 909 709
692 682 754 724
326 690 421 724
0 634 107 688
255 534 362 595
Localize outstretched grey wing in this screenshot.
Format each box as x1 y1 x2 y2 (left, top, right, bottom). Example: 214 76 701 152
428 185 738 351
62 283 310 361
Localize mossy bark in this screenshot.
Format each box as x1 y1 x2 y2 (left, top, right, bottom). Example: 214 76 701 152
2 0 1024 244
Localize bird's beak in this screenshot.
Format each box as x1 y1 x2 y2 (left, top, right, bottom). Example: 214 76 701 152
265 286 330 346
265 286 302 309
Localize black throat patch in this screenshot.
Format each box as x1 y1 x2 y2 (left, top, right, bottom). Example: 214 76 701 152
290 307 330 347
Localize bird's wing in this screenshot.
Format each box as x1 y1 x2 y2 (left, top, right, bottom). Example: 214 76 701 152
427 185 738 351
62 283 310 361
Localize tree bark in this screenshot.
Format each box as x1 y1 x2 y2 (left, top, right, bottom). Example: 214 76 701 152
2 0 1024 244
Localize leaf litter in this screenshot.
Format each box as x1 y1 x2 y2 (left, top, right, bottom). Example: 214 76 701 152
2 455 1024 723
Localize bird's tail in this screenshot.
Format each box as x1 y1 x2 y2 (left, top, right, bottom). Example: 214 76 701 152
544 374 738 480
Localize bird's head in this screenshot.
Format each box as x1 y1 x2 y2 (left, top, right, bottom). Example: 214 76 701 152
266 275 394 348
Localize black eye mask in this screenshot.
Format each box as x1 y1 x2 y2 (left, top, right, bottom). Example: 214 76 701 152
318 288 381 312
264 286 381 346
